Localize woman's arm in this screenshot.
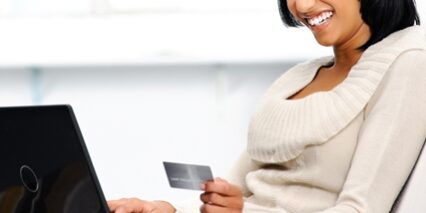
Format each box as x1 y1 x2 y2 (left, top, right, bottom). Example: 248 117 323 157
225 150 260 197
173 150 259 213
107 151 258 213
316 50 426 213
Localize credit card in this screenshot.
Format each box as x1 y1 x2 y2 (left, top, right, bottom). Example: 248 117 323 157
163 161 213 190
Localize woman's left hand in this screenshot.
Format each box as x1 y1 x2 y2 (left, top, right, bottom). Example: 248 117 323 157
199 178 243 213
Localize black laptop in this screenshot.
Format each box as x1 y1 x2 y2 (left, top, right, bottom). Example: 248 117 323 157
0 105 110 213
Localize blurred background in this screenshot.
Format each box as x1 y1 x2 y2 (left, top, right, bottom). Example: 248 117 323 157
0 0 425 203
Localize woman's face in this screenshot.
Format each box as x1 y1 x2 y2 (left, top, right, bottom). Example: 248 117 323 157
286 0 370 49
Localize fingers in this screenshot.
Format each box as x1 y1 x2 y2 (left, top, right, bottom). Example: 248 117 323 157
114 206 131 213
202 179 242 197
199 177 244 213
108 198 176 213
200 203 242 213
108 199 127 211
200 192 243 209
107 198 148 213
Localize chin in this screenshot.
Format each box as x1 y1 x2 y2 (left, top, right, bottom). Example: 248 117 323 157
314 38 335 47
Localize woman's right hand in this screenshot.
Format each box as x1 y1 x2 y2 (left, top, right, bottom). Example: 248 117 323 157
200 178 244 213
108 198 176 213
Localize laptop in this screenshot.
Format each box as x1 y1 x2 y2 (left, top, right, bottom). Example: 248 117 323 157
0 105 110 213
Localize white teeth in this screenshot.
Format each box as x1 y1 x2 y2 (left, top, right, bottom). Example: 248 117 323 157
307 11 333 26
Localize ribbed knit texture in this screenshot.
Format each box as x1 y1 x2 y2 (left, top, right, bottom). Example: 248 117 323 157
173 26 426 213
247 26 426 163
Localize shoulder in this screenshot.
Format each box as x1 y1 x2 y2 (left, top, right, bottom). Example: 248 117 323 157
383 49 426 86
379 49 426 100
359 26 426 72
369 26 426 52
353 26 426 118
355 26 426 99
389 49 426 77
366 49 426 118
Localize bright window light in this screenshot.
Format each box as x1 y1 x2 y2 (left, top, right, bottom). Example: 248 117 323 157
107 0 276 12
0 0 90 16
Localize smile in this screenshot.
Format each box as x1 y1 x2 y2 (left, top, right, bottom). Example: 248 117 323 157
306 11 334 27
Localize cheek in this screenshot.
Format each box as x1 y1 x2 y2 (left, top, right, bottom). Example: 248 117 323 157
285 0 297 16
339 9 364 30
338 2 363 24
286 0 304 24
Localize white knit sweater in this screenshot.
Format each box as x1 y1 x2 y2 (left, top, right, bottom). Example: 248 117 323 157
175 26 426 213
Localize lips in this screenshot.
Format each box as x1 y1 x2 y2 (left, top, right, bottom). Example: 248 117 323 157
305 11 334 27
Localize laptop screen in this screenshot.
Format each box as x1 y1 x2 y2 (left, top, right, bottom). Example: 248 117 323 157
0 105 109 213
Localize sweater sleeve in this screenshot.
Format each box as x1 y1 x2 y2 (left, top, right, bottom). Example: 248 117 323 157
226 150 260 197
316 50 426 213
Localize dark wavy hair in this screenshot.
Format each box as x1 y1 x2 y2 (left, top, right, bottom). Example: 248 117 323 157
278 0 421 50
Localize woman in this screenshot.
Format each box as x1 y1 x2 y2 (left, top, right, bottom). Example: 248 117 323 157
108 0 426 212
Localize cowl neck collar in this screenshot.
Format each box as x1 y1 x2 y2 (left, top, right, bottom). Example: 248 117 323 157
247 26 426 163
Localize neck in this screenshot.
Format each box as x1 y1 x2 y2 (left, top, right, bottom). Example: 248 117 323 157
332 48 363 71
332 23 371 71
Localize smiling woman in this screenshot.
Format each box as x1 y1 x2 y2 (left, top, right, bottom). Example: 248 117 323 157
108 0 426 212
280 0 421 49
284 0 371 48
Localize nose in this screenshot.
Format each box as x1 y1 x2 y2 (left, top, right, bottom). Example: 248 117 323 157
295 0 316 13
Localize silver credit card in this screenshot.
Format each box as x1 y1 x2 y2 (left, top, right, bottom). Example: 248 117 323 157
163 161 213 190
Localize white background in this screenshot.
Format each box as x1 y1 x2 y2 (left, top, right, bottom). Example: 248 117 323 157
0 0 425 205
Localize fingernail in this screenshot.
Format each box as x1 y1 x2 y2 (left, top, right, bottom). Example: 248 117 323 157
200 183 205 190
